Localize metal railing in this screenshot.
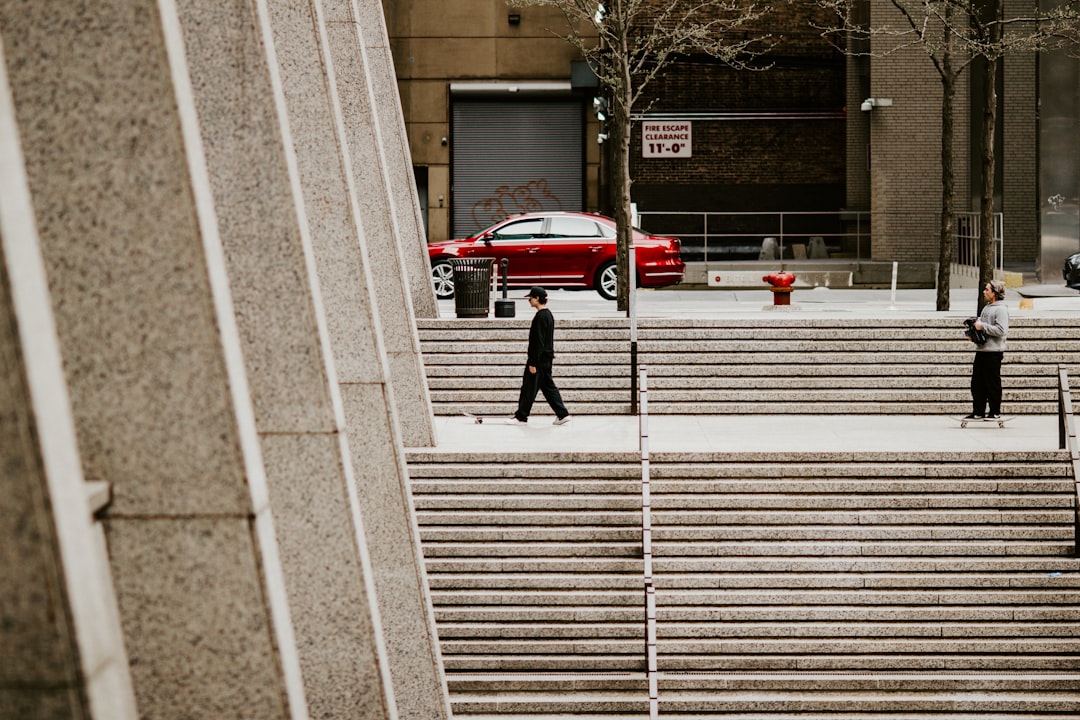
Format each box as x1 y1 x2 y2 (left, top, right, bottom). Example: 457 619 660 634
636 210 871 262
1056 364 1080 553
635 210 1004 277
953 212 1004 280
637 367 658 718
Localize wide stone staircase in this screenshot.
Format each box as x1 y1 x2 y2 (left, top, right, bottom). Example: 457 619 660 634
412 316 1080 716
407 450 1080 717
417 317 1080 416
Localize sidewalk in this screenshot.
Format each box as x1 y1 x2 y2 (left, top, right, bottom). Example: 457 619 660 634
437 284 1080 321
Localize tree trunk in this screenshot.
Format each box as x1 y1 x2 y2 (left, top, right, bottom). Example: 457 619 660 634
978 2 1003 313
978 59 997 313
613 105 632 312
613 22 633 313
935 25 955 312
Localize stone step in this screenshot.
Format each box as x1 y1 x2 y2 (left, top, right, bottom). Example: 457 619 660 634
421 351 1080 365
423 363 1059 378
428 572 1080 591
420 342 1080 359
440 639 1080 660
427 557 1079 573
420 525 1073 542
422 540 1076 557
656 689 1080 713
407 450 1065 463
427 376 1057 390
435 605 1080 623
658 606 1080 621
442 652 1080 673
410 462 1070 479
445 669 1080 691
653 526 1073 540
419 509 1074 526
429 389 1055 402
430 588 1080 606
416 493 1070 510
437 621 1080 640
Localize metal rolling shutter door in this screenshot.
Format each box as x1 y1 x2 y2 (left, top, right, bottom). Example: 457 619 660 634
452 100 582 237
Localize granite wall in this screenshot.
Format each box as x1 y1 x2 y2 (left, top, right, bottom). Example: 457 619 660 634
0 1 446 718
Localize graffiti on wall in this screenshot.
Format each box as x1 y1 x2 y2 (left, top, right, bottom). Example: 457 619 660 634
471 179 564 228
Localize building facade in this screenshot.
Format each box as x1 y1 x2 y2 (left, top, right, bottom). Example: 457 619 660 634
385 0 1075 281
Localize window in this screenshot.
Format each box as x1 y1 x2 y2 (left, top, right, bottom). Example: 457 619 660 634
548 216 603 238
492 218 544 240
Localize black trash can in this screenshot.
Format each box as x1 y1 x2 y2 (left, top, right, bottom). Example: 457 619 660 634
451 257 494 318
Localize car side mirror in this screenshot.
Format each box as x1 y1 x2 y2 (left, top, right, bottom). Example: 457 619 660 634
480 232 494 244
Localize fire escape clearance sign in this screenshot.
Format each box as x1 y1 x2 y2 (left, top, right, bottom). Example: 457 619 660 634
642 120 692 158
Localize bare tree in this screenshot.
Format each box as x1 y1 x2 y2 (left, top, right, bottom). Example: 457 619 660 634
507 0 770 310
818 0 1078 311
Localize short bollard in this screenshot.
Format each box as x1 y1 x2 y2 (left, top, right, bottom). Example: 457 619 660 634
762 271 796 306
494 258 515 318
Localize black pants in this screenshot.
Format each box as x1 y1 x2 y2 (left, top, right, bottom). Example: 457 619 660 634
971 351 1003 416
515 361 568 421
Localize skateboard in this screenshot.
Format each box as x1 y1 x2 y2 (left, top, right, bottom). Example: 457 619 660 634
950 415 1015 429
462 412 514 424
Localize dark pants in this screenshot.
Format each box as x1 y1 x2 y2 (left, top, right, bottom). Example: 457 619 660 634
515 361 568 421
971 351 1003 416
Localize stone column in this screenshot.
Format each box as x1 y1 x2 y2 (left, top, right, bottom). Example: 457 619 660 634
320 0 437 449
0 49 137 720
260 0 451 718
0 2 305 717
171 0 398 717
351 0 439 320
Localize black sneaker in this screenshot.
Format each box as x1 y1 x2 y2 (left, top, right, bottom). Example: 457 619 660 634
964 414 984 420
984 414 1001 421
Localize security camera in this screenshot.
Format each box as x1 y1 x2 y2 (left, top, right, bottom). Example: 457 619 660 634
861 97 892 112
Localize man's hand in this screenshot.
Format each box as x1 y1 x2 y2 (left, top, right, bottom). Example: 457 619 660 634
974 320 983 330
528 365 537 374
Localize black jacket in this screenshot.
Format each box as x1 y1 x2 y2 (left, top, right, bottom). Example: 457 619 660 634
527 307 555 366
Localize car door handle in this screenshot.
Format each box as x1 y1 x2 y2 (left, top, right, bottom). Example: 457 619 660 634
589 246 603 252
527 248 540 253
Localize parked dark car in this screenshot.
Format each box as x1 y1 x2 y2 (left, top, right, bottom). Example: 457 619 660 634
1065 252 1080 289
428 212 685 300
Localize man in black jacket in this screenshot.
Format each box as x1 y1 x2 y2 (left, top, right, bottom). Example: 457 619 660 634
513 287 571 425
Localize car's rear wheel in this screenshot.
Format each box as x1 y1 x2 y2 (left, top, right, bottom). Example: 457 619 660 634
596 261 617 300
431 260 455 299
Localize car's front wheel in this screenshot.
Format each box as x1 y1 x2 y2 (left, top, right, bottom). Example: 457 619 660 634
431 260 455 299
596 261 617 300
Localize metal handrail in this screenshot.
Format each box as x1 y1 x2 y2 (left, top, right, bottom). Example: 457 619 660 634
1056 364 1080 552
638 367 658 718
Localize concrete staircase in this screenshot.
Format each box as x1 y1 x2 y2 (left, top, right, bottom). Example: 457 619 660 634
417 317 1080 416
407 450 1080 717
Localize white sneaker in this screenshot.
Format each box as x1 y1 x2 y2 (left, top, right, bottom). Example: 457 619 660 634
553 415 571 426
509 416 527 424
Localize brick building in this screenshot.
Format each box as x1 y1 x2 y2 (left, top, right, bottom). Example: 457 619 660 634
384 0 1076 280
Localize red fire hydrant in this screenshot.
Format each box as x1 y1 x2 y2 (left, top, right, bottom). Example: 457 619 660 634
762 271 796 306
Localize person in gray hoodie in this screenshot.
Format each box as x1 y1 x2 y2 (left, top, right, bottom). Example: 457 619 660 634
967 280 1009 420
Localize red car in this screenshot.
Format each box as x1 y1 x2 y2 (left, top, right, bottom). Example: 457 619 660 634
428 212 684 300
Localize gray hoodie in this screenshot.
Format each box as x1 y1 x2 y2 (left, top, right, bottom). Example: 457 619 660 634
976 300 1008 352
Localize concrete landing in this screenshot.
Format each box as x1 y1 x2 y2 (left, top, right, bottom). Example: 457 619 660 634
418 414 1064 454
